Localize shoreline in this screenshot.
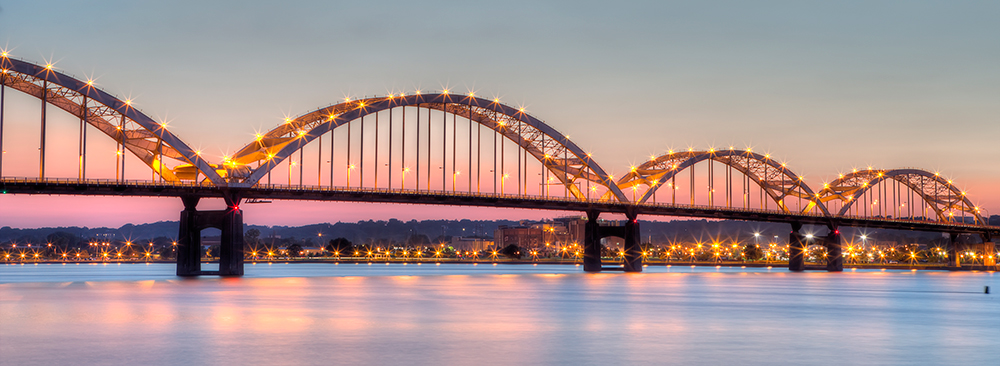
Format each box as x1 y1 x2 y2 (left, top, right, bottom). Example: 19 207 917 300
3 259 995 271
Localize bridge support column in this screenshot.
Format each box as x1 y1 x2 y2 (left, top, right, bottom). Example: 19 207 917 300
176 196 202 276
583 210 602 272
826 228 843 272
175 192 245 277
948 233 960 268
983 233 995 267
623 210 642 273
218 192 245 276
788 222 805 272
984 242 996 267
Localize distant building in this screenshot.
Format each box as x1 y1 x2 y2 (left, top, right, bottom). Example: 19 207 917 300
450 237 493 252
870 240 897 248
494 226 542 248
552 216 586 245
494 216 588 249
601 237 624 247
301 247 325 255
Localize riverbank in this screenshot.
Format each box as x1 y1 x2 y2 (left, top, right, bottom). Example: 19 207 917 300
3 258 995 271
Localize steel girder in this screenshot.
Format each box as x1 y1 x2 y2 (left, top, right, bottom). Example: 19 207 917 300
0 56 223 184
611 149 829 215
815 168 983 223
228 93 628 202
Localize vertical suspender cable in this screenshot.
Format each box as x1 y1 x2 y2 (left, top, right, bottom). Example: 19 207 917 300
416 104 420 191
330 120 337 189
389 105 393 189
360 111 364 187
427 107 431 190
40 80 47 179
79 96 86 181
0 77 5 176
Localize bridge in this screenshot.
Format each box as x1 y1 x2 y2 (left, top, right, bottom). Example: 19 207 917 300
1 54 997 276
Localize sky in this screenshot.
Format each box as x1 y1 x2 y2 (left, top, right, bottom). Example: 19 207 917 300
1 0 998 228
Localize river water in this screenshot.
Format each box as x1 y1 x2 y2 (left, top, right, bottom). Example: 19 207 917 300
1 263 997 365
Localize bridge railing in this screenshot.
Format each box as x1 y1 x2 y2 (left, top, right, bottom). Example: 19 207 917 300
250 182 618 203
635 200 994 229
0 177 217 188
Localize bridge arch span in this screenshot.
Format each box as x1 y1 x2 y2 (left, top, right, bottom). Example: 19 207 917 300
613 149 830 215
228 93 629 202
0 55 223 183
815 168 984 224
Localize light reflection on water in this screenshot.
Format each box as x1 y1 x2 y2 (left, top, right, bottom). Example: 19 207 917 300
1 263 997 365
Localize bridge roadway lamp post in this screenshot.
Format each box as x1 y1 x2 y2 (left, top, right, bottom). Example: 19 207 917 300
804 234 814 263
347 164 355 188
401 167 409 191
453 171 460 193
502 173 509 195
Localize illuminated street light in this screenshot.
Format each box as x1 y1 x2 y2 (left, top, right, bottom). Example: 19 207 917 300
401 167 410 190
288 160 298 186
347 164 356 188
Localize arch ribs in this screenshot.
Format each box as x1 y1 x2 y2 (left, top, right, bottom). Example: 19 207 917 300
816 168 983 223
0 56 223 184
614 149 829 215
229 94 628 202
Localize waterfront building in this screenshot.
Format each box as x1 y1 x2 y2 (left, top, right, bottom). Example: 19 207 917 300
450 237 493 252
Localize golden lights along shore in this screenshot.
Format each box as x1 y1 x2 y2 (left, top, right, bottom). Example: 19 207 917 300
4 237 997 269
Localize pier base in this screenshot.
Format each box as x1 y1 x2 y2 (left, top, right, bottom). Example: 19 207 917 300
583 210 602 272
622 211 642 273
788 222 805 272
176 194 244 276
826 229 843 272
984 242 996 267
582 210 642 273
948 233 961 268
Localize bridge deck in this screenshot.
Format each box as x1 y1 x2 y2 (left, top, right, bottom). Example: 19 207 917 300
2 178 997 235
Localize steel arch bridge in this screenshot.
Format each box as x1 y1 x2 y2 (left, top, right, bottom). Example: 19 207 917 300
1 54 997 276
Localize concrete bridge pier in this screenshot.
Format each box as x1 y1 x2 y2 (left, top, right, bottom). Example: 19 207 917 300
583 210 602 272
982 234 995 267
622 210 642 273
218 192 245 276
948 233 961 268
825 228 843 272
788 222 805 272
176 196 203 276
176 192 245 276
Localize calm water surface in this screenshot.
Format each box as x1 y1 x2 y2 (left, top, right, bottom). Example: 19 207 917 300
1 263 997 365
